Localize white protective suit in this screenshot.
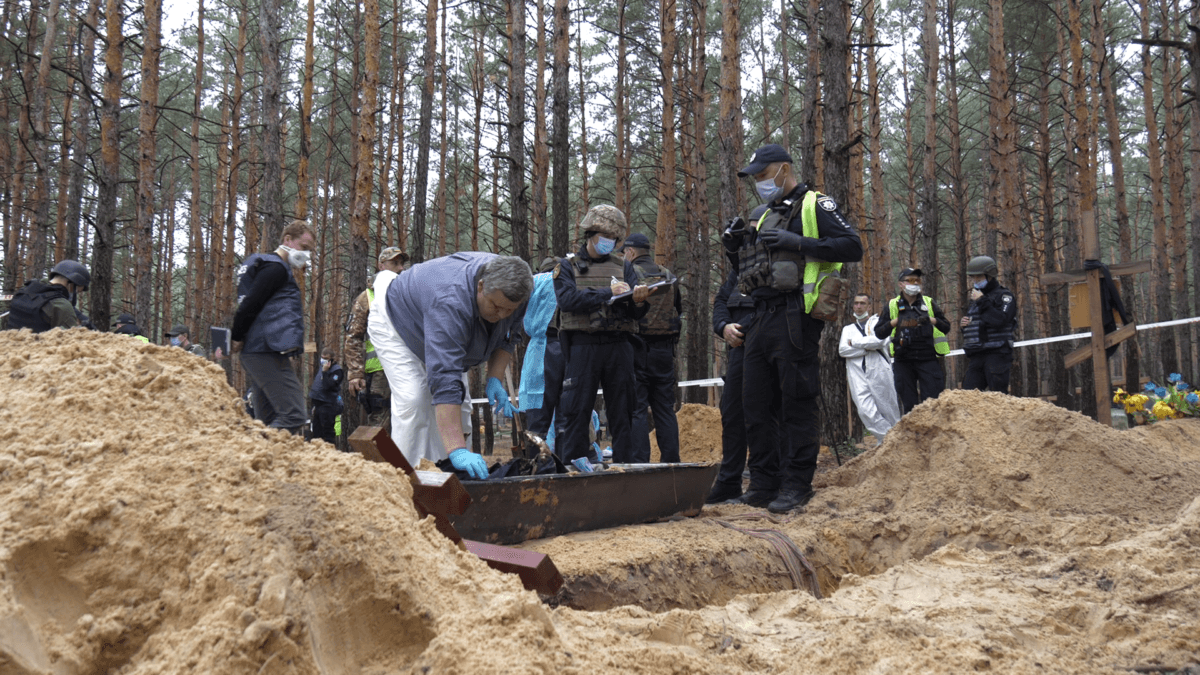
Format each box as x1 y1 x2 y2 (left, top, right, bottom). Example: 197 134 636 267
839 315 902 440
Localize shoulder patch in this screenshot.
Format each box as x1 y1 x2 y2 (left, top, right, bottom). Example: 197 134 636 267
1002 294 1013 304
817 196 838 212
552 263 562 279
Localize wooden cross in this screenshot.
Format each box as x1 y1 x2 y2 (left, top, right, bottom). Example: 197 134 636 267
1040 211 1149 426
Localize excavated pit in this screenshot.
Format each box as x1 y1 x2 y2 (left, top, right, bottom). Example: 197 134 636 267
526 393 1200 613
3 329 1200 674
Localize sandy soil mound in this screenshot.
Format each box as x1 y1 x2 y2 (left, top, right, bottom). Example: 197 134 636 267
4 329 1199 674
650 403 722 463
820 390 1200 520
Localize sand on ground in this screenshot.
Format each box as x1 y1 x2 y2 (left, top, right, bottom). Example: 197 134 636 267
2 329 1198 674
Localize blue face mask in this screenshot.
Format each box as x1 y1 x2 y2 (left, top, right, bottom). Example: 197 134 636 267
170 336 183 347
595 236 616 256
755 165 784 202
973 280 988 290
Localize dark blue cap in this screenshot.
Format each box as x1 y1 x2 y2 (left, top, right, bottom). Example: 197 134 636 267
898 268 924 281
622 232 651 250
113 313 135 326
738 144 794 177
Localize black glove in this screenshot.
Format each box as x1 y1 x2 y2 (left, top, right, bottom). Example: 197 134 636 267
917 314 931 325
721 228 743 253
757 228 803 252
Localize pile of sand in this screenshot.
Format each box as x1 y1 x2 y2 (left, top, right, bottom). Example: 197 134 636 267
650 403 722 463
4 329 1199 674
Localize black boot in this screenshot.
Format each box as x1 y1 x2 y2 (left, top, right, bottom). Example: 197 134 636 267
767 489 814 514
725 489 776 508
706 482 742 504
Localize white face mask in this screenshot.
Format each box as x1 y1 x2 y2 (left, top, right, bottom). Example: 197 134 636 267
320 358 330 368
280 245 312 270
755 165 784 202
854 311 869 320
904 284 921 296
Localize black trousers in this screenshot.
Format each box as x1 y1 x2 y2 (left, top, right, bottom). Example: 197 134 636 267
893 358 945 414
559 334 638 463
631 338 681 462
311 401 340 444
742 303 822 494
962 350 1012 393
525 336 565 439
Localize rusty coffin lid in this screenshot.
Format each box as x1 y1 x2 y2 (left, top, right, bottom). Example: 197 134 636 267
447 462 719 545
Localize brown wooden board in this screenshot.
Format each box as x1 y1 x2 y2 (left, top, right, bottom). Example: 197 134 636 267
462 540 564 594
448 462 720 545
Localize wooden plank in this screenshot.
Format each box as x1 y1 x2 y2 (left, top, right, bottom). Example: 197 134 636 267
1041 259 1152 286
1087 267 1112 426
462 540 564 594
1063 321 1138 369
348 425 415 474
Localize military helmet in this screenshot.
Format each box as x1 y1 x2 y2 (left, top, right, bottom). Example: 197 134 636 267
966 255 998 277
50 259 90 290
577 204 627 242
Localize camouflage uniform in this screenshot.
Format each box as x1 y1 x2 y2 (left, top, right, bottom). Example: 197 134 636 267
344 286 391 428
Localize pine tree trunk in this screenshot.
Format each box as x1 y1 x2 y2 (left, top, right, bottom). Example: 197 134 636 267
508 0 528 260
351 0 378 303
717 0 744 227
943 0 968 351
1159 0 1190 376
818 0 850 448
135 0 160 332
531 0 549 260
258 0 284 243
550 0 569 250
91 0 123 331
435 0 448 257
918 0 939 299
412 0 437 263
614 0 629 217
65 0 100 263
29 0 62 274
1094 0 1139 391
865 0 887 302
655 0 677 268
684 0 710 404
296 0 315 219
1140 0 1173 378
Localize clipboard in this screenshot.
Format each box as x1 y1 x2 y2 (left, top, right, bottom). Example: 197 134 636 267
210 326 232 357
607 277 676 305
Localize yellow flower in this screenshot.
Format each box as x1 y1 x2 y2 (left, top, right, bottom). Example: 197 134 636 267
1113 388 1128 404
1152 400 1176 420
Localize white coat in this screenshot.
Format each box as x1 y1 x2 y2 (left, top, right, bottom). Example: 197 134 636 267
839 315 902 440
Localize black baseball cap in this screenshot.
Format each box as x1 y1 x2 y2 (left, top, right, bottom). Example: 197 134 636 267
113 313 135 326
897 268 924 281
738 144 794 177
622 232 651 251
164 324 190 337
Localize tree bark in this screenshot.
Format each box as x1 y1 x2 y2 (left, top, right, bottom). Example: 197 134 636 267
550 0 569 250
531 0 549 260
350 0 378 303
717 0 744 228
296 0 315 219
509 0 529 260
918 0 940 299
29 0 63 274
655 0 677 268
135 0 161 332
412 0 437 263
91 0 123 331
819 0 851 449
1139 0 1174 376
65 0 100 263
259 0 284 243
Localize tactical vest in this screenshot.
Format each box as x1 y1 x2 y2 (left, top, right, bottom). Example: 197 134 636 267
738 191 844 314
364 289 382 374
236 253 305 354
962 285 1016 354
558 256 640 334
6 280 67 332
632 261 680 336
888 295 949 357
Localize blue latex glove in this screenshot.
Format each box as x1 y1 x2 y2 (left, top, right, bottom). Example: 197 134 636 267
486 377 515 418
757 228 803 252
449 448 489 480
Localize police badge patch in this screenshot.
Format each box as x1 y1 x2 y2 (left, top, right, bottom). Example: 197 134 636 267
818 196 838 211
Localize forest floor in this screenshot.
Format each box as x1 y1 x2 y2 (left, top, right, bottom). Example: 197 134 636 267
2 329 1199 674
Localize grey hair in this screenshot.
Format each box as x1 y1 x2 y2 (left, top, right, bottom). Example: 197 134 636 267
481 255 534 302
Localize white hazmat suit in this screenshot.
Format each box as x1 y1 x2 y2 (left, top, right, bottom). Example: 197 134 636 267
839 315 902 440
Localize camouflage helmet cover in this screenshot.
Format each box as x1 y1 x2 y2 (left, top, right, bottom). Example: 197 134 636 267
577 204 627 241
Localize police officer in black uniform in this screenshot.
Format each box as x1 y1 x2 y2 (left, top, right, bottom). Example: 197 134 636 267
554 205 651 463
706 205 777 504
727 145 863 513
3 260 90 332
960 255 1018 392
623 232 683 463
310 347 345 444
